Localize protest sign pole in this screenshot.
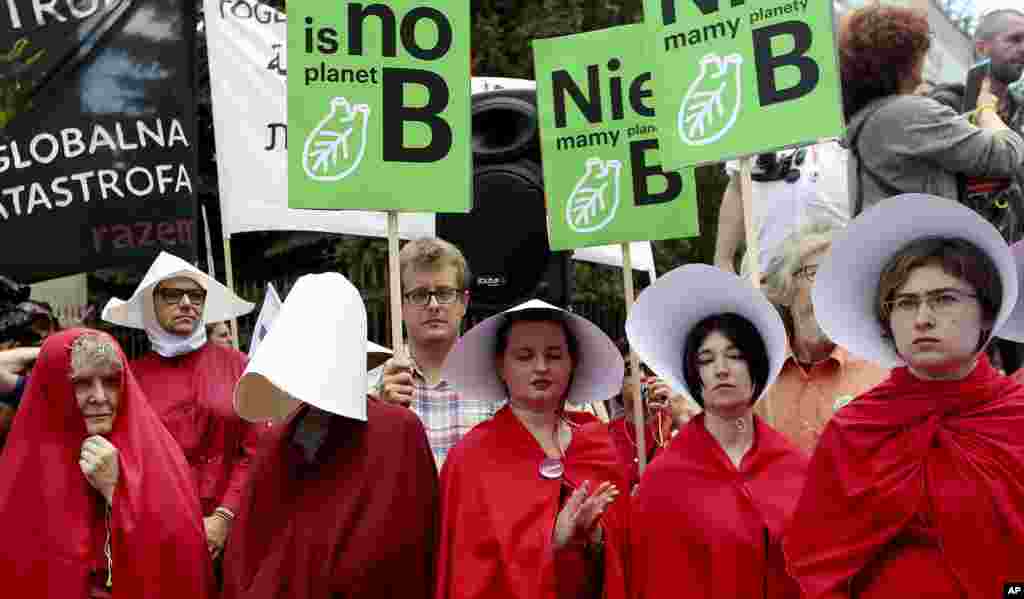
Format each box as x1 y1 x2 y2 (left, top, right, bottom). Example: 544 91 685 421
739 157 761 290
222 235 240 351
201 203 217 279
738 156 775 424
387 211 404 355
622 242 648 472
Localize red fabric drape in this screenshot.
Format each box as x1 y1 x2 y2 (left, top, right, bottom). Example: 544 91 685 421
131 343 261 515
222 399 439 599
0 328 212 598
784 355 1024 598
607 416 662 490
632 413 808 599
435 406 629 599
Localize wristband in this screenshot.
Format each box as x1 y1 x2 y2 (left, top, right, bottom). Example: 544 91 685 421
974 103 998 124
213 507 235 522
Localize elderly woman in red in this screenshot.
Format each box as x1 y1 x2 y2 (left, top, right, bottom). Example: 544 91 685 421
785 193 1024 598
626 264 808 599
0 329 212 598
435 299 629 599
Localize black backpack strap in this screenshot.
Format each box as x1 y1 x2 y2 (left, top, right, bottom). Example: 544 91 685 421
848 98 905 216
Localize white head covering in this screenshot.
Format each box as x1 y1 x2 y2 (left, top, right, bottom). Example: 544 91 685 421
442 299 623 407
625 264 788 405
234 272 391 423
813 194 1019 367
101 252 254 357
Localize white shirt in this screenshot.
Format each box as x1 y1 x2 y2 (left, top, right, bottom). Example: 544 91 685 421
726 141 850 272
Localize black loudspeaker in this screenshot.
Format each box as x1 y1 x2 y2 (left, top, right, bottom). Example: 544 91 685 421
437 88 572 316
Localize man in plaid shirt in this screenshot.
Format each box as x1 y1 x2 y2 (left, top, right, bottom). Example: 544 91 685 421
369 238 503 468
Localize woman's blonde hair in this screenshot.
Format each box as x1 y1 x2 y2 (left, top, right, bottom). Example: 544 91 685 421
762 221 837 308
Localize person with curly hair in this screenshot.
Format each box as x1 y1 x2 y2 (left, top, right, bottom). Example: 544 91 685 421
842 5 1024 223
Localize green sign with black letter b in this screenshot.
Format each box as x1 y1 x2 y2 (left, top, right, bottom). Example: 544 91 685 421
644 0 844 169
288 1 471 212
534 24 699 251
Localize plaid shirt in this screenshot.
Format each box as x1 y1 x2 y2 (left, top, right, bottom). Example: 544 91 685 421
369 354 504 469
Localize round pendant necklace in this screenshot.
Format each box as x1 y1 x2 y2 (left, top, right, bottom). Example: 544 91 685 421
538 414 573 480
735 418 746 432
539 457 564 480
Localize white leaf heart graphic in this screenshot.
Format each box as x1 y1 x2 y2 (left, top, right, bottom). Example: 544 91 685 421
302 96 371 182
678 52 743 147
566 157 622 234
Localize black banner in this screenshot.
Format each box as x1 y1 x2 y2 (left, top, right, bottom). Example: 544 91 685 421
0 0 197 283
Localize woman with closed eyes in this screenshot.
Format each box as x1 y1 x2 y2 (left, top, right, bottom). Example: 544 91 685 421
627 264 808 599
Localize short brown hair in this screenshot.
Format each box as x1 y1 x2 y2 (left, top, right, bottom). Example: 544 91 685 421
876 237 1001 341
399 237 470 290
839 5 931 119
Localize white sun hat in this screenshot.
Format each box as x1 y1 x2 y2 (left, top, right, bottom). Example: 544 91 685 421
997 240 1024 343
234 272 392 423
813 194 1019 368
442 299 623 406
625 264 788 405
101 251 254 329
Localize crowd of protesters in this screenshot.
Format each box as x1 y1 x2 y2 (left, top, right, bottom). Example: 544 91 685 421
1 5 1023 599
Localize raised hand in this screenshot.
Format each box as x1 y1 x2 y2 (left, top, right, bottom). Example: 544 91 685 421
80 435 119 504
553 480 619 551
378 354 415 407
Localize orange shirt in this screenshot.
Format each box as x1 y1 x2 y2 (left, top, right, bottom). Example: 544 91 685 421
756 346 889 454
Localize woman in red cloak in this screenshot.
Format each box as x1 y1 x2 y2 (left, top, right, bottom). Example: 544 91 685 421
223 272 440 599
436 299 630 599
785 193 1024 597
0 328 212 598
626 264 808 599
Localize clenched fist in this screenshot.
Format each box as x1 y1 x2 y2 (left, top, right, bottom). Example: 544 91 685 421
378 354 415 407
80 435 119 504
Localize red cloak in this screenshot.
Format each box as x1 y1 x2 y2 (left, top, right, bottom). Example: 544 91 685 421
0 329 212 598
632 413 808 599
784 355 1024 598
222 399 439 599
435 406 629 599
607 416 662 490
131 342 262 515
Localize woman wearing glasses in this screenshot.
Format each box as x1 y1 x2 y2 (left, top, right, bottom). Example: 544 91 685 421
435 300 629 599
627 264 808 599
785 194 1024 598
101 252 259 576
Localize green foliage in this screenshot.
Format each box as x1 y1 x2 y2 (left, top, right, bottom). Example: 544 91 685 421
652 164 729 274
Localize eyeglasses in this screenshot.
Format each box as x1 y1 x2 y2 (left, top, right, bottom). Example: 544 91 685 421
156 287 207 305
884 289 978 318
795 264 819 282
403 287 463 306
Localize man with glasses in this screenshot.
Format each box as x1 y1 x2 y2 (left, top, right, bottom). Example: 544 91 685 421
370 237 501 467
760 223 889 453
101 251 258 580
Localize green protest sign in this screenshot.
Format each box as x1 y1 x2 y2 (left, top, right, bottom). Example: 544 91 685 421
288 2 471 212
533 24 699 251
644 0 844 169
